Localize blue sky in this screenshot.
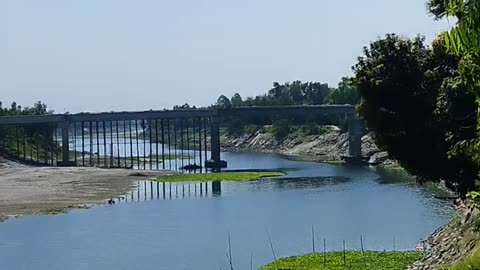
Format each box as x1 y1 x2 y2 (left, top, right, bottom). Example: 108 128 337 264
1 0 451 113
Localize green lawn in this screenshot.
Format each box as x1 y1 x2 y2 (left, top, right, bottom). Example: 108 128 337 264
155 171 284 182
261 251 422 270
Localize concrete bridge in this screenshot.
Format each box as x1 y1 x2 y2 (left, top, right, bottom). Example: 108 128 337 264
0 105 363 170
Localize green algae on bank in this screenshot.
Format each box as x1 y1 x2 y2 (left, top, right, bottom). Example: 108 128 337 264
261 251 423 270
155 171 284 182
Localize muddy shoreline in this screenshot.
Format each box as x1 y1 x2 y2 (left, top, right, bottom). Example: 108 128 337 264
0 158 173 221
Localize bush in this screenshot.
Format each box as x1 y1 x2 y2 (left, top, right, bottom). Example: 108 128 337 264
272 119 291 140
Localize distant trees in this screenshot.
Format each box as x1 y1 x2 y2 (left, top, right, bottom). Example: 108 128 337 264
215 95 232 108
214 80 358 108
0 101 51 116
0 101 54 161
326 77 360 105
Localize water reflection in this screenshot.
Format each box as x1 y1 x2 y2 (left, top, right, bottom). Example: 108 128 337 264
116 181 220 203
0 152 454 270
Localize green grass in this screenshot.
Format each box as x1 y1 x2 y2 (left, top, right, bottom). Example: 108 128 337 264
441 246 480 270
38 209 67 215
155 171 284 182
323 160 345 165
261 251 423 270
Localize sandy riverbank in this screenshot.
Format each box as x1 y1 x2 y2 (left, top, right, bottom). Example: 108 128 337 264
0 158 173 220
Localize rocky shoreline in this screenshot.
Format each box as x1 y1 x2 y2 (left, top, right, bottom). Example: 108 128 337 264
408 203 480 269
220 127 396 166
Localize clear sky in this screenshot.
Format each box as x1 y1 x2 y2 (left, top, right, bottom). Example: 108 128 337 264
1 0 451 113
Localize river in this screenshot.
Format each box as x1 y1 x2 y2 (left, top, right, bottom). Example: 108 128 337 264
0 151 452 270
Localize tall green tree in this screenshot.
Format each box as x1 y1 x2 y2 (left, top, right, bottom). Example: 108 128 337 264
353 33 478 194
215 95 232 108
230 93 243 107
326 77 360 105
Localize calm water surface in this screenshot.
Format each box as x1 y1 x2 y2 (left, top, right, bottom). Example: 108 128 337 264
0 152 452 270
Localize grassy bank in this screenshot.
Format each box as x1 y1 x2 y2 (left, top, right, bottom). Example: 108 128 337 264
155 171 284 182
261 251 422 270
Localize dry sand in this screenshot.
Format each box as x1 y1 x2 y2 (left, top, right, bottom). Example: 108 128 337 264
0 158 173 220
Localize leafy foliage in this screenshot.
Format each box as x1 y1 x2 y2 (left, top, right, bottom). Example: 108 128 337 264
0 101 54 161
353 34 478 194
271 119 291 140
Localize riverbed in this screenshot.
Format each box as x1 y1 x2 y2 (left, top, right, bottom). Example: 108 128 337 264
0 151 452 270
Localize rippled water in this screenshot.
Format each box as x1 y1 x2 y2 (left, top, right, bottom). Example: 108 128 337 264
0 152 452 270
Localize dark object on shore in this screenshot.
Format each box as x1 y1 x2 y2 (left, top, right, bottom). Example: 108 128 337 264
181 163 202 170
107 198 115 205
205 159 228 169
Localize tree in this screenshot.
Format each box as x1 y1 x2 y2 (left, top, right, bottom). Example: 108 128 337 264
302 82 330 105
271 119 291 140
353 33 478 194
230 93 243 107
215 95 232 108
326 77 360 105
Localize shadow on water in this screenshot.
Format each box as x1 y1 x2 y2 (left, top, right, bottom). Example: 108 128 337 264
268 176 351 190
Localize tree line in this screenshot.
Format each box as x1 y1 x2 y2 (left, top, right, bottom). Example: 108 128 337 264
214 78 359 109
0 101 55 163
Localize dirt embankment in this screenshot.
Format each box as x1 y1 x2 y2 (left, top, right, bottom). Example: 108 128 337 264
221 127 389 163
0 158 173 220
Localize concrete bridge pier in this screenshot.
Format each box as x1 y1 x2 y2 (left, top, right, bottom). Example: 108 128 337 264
206 117 227 171
346 114 363 161
59 121 75 166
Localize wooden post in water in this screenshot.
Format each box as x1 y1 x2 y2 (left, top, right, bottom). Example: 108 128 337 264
323 238 326 267
312 225 315 253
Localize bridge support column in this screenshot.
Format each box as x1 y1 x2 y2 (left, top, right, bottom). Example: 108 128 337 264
206 116 227 171
59 121 71 166
347 115 362 159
